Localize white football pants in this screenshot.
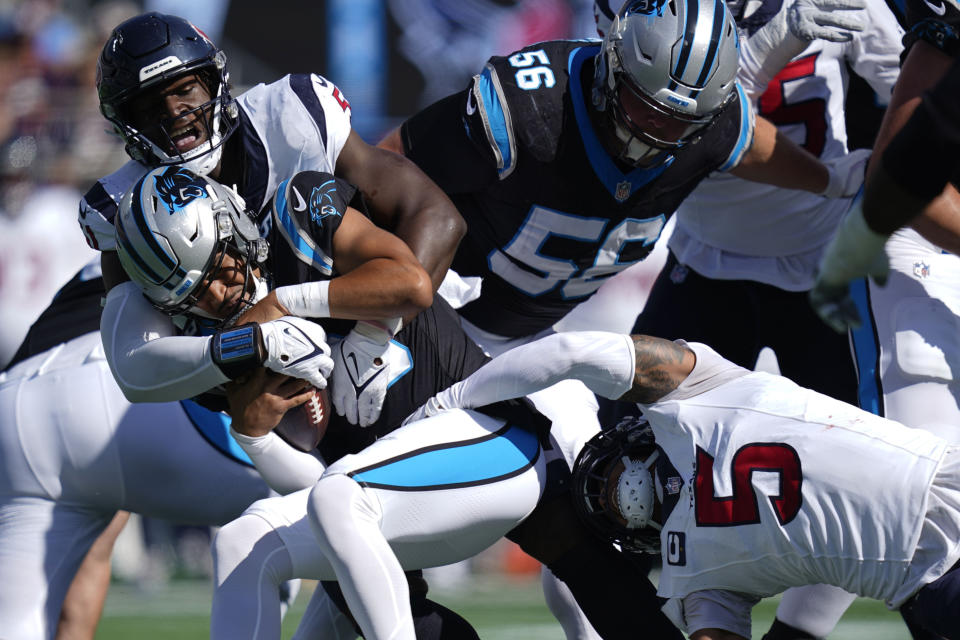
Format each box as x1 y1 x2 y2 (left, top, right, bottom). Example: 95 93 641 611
211 408 546 640
0 332 272 640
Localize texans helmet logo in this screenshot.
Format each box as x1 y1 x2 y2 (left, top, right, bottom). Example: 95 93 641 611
153 167 208 214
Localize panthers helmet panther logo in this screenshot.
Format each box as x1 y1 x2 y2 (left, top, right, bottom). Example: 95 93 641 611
153 166 208 214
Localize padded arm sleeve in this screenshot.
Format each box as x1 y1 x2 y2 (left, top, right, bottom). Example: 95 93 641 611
454 331 636 408
230 429 327 495
100 281 230 403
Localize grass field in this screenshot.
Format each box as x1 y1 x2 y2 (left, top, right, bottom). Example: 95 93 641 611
94 573 910 639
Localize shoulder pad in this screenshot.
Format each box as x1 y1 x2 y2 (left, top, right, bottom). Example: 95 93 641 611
272 171 354 275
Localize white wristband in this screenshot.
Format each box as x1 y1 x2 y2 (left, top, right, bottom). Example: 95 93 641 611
274 281 330 318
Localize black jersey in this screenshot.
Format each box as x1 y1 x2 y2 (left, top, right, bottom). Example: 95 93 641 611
401 40 753 337
3 261 104 371
260 170 502 462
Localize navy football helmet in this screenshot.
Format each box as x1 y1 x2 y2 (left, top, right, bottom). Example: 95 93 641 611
571 415 662 554
97 12 238 175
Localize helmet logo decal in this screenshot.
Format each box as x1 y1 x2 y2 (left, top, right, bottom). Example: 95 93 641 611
626 0 668 16
139 55 185 82
154 167 208 214
309 180 344 225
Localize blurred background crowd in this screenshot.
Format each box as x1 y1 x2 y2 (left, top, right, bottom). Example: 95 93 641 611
0 0 605 588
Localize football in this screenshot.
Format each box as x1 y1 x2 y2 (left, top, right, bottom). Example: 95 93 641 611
274 386 330 452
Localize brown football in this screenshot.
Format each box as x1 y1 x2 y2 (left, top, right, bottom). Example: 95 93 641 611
274 386 330 452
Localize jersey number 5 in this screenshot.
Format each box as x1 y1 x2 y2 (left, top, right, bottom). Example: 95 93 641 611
694 444 802 527
758 53 827 156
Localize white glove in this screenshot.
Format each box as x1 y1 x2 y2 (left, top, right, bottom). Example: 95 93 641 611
788 0 866 43
330 321 395 427
810 197 890 332
821 148 871 199
740 0 865 101
260 317 334 389
401 381 466 426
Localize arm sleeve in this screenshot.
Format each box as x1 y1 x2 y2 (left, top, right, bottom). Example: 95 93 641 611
100 281 229 403
230 429 327 495
452 331 636 408
662 590 758 638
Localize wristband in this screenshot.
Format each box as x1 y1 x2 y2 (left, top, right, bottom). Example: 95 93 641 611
274 281 330 318
210 323 266 379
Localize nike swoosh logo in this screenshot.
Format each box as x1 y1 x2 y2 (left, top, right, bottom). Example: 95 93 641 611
465 89 477 116
924 0 947 14
344 349 386 393
291 186 307 212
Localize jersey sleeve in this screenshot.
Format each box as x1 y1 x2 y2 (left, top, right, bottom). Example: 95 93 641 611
715 82 756 172
903 0 960 55
271 171 353 276
662 590 759 638
400 88 499 194
847 0 905 104
305 74 353 166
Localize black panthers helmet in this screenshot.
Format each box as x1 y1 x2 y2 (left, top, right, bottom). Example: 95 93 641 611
571 415 662 554
97 12 238 173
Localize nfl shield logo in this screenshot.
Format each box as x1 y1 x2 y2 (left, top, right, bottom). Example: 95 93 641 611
615 181 631 202
914 261 931 279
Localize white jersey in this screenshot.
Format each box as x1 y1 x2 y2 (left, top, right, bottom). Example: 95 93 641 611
668 0 903 290
645 343 950 607
78 73 353 252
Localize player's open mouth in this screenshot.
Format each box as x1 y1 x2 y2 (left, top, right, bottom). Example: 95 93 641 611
170 122 203 152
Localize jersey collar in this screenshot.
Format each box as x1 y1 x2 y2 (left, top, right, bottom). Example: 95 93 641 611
568 45 675 202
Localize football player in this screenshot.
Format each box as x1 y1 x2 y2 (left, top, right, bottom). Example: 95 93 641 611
598 2 904 636
81 11 464 427
116 167 685 640
404 330 960 640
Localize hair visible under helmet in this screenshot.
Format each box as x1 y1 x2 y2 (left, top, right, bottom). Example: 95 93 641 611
97 12 238 176
571 415 663 554
115 166 268 325
592 0 740 166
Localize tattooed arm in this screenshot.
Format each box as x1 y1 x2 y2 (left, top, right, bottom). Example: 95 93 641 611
403 331 697 424
618 335 696 404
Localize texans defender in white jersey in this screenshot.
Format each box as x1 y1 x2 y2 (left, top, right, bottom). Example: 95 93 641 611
0 259 282 640
597 1 903 636
80 11 464 428
116 167 685 640
404 330 960 640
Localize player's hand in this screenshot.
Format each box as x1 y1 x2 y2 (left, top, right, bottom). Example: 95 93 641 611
810 197 889 332
330 322 394 427
401 381 466 426
226 369 314 438
788 0 866 43
259 316 334 389
821 148 871 199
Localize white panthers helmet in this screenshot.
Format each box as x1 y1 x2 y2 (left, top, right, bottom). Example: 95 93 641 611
115 165 268 320
593 0 740 165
